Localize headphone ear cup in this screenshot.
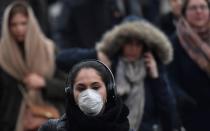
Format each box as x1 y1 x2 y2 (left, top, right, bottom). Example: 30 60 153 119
65 86 77 105
65 86 72 97
107 72 117 103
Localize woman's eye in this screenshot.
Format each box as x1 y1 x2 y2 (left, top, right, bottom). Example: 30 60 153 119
76 86 86 92
92 86 100 90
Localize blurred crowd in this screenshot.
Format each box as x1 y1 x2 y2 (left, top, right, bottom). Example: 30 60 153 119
0 0 210 131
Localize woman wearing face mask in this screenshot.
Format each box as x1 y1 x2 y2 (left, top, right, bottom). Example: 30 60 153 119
39 60 130 131
168 0 210 130
0 2 66 131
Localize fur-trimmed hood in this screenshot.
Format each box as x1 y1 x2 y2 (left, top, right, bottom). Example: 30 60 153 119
96 21 173 65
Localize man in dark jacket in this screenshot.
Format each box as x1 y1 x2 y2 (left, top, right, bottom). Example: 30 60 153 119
52 0 121 49
159 0 182 36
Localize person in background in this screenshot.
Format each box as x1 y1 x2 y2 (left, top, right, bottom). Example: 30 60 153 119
39 60 130 131
115 0 143 18
168 0 210 130
139 0 160 24
52 0 122 49
0 0 50 37
159 0 182 36
0 2 66 131
96 20 179 131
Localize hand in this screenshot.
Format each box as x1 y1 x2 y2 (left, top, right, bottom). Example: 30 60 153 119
144 52 159 78
23 73 46 89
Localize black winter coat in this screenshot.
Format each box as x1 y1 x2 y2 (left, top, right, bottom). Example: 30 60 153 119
53 0 120 49
159 12 178 37
168 34 210 131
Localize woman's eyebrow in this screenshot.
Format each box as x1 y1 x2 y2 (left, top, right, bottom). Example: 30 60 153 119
91 82 100 86
74 83 86 87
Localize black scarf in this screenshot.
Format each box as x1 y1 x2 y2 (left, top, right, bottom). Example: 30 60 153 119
65 97 129 131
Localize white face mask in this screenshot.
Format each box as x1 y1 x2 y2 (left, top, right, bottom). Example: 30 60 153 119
78 89 104 116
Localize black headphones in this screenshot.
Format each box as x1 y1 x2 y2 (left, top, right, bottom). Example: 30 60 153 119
65 60 117 104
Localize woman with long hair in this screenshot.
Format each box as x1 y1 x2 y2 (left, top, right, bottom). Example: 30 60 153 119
39 60 130 131
0 2 65 131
